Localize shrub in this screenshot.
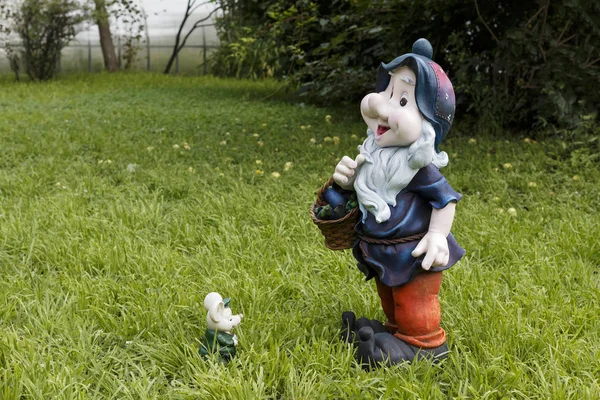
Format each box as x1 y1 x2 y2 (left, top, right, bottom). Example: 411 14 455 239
13 0 85 81
210 0 599 132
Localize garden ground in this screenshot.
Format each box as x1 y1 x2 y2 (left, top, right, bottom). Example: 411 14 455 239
0 74 598 399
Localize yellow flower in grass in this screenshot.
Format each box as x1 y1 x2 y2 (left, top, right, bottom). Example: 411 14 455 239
284 162 293 171
332 136 340 145
528 182 537 188
188 167 195 173
503 163 513 169
219 140 227 146
255 169 263 175
146 146 154 152
324 136 333 143
253 133 260 138
507 207 517 216
309 138 317 144
572 175 580 181
183 142 191 150
351 134 358 140
468 138 477 144
325 115 332 124
271 172 281 178
257 141 264 147
173 144 180 149
255 160 263 165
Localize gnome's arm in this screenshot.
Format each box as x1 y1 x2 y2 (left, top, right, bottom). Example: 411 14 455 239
411 202 456 270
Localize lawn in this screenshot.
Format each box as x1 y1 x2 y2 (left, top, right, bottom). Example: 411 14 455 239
0 73 598 399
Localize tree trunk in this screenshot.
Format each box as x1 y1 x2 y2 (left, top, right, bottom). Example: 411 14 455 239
94 0 118 72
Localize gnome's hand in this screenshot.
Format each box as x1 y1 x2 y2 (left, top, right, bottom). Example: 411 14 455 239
333 155 365 190
412 202 456 270
412 232 450 270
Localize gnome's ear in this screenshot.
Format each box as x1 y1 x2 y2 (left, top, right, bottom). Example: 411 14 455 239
375 63 390 93
208 301 225 323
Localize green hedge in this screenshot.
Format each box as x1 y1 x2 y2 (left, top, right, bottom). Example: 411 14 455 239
210 0 599 132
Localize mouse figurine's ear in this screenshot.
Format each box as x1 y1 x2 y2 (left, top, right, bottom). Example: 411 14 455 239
204 292 222 310
208 301 225 323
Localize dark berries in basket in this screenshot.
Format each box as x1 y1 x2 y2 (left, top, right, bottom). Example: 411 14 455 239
315 188 359 220
323 187 346 209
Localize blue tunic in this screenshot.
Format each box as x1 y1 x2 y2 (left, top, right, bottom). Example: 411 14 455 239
352 164 465 287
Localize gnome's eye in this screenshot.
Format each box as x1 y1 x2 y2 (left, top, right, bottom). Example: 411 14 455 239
400 94 408 107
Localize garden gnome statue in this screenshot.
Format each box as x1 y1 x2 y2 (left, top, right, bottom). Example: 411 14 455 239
328 38 465 368
199 292 243 362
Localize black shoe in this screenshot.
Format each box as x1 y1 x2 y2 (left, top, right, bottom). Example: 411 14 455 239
356 326 449 369
341 311 388 345
355 317 387 335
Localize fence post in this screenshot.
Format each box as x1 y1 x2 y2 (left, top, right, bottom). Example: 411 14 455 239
88 40 92 72
146 40 150 72
202 26 207 75
117 36 122 70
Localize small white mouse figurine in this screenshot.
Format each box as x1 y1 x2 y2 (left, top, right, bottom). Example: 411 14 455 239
199 292 243 362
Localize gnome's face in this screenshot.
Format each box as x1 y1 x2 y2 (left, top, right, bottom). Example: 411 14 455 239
360 66 423 148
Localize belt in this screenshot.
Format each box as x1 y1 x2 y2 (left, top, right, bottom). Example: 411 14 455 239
357 231 426 245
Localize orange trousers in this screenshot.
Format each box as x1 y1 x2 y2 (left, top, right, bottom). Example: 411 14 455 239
375 272 446 348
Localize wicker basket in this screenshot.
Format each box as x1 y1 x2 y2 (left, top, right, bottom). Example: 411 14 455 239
310 178 359 250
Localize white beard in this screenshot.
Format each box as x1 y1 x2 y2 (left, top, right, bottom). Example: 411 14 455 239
354 120 448 223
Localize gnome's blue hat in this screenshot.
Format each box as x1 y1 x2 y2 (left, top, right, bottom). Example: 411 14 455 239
375 38 456 152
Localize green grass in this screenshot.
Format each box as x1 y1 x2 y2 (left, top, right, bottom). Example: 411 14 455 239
0 73 598 399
